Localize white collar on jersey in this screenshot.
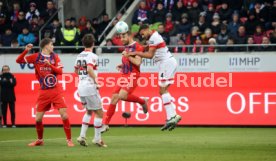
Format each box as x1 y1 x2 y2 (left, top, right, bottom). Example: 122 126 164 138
41 53 51 57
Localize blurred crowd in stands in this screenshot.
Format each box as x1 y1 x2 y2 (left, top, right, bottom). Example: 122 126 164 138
125 0 276 53
0 0 116 52
0 0 276 53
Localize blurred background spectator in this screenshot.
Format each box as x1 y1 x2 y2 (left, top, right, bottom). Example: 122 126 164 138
17 27 36 46
1 29 16 46
132 1 151 25
12 11 30 34
102 38 118 53
25 2 40 23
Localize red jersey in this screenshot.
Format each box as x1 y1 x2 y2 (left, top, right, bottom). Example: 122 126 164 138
121 41 144 77
16 50 63 90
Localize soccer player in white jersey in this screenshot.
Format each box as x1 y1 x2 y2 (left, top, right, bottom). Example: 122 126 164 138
74 34 107 147
126 24 182 131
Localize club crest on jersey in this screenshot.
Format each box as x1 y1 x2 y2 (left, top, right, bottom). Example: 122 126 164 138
50 59 55 64
44 74 57 88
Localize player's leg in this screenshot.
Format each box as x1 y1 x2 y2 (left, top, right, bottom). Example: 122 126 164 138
86 93 107 147
93 109 107 147
119 89 148 113
77 96 92 146
77 109 92 146
102 93 119 126
160 85 176 121
1 101 8 127
28 111 45 146
159 58 181 131
52 89 74 146
58 108 74 147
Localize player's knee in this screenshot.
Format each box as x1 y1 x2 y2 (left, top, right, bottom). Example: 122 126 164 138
87 110 93 115
159 88 166 95
111 94 119 104
118 93 127 100
60 113 68 120
35 118 43 122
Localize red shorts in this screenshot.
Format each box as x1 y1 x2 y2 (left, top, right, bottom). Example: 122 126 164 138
113 76 138 94
36 87 67 112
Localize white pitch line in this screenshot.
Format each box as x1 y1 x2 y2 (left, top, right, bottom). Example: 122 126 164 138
0 138 66 143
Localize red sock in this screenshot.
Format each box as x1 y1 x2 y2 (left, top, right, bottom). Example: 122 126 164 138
103 104 116 125
62 118 71 140
36 122 44 140
126 94 145 105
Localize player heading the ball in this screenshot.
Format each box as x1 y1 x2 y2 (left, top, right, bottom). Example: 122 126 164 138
125 24 182 131
102 21 148 133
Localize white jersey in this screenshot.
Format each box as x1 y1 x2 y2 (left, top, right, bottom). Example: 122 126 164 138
74 50 98 96
148 31 173 62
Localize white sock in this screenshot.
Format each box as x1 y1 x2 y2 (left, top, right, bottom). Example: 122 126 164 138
80 113 91 138
94 117 103 142
161 93 176 120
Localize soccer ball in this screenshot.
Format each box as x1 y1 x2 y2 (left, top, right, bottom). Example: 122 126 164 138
115 21 129 34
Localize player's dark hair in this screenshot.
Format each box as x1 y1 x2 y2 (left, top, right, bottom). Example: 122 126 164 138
82 34 95 48
139 24 149 33
40 38 53 49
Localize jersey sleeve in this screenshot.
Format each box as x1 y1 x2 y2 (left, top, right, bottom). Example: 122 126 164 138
24 53 38 64
87 54 98 68
55 54 63 68
148 32 166 49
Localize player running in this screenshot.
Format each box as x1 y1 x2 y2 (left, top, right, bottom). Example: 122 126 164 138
126 24 182 131
75 34 107 147
101 21 148 132
16 38 74 146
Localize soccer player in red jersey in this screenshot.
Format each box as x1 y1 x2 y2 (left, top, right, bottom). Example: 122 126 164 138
16 38 74 147
101 25 148 132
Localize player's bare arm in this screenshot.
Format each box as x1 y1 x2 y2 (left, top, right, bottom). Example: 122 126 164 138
87 65 98 85
122 51 142 66
127 55 142 66
127 47 156 59
74 68 79 75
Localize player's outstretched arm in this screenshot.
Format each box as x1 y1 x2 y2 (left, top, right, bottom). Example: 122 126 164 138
16 44 33 64
128 47 155 59
128 55 142 66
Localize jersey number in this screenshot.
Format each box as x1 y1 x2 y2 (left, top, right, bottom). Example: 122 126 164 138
77 60 87 75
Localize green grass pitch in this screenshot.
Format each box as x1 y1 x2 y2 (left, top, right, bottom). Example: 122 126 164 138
0 127 276 161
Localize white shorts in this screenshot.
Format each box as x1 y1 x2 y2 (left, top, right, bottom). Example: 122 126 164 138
157 57 177 87
80 93 102 110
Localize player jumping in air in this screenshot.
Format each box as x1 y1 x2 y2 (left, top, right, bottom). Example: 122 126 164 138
101 22 148 132
16 38 74 146
125 24 182 131
75 34 107 147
